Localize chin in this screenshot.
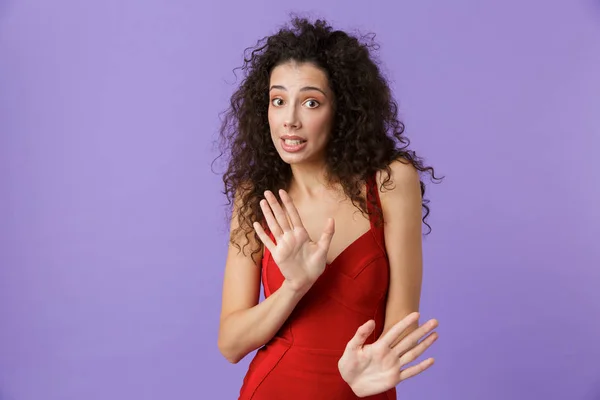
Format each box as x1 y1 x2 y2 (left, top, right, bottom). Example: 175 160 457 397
274 143 325 166
279 153 325 168
278 153 306 165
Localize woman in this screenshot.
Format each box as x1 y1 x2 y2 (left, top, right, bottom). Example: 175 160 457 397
215 16 442 399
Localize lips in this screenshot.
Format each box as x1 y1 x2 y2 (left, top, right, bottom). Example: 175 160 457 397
280 136 307 153
281 135 306 141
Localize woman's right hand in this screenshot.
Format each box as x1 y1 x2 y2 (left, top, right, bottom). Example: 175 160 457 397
253 189 335 293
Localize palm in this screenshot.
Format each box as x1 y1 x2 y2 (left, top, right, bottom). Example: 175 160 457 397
253 189 335 291
339 343 402 391
338 313 438 397
270 227 327 278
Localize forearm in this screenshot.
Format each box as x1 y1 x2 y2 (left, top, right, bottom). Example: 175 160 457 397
218 281 306 363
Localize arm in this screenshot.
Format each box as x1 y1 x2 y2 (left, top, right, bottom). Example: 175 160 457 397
218 186 334 363
217 191 309 364
218 272 307 364
337 159 438 397
378 159 424 343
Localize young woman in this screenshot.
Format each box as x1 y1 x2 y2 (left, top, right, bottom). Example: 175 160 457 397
215 16 442 399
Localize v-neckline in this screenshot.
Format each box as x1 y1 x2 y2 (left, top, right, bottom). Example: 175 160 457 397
325 227 373 266
266 174 380 268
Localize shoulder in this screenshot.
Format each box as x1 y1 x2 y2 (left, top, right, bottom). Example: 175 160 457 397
375 158 422 207
230 181 264 261
231 180 258 223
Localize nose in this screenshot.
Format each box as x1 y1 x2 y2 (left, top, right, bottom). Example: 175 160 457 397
283 106 301 130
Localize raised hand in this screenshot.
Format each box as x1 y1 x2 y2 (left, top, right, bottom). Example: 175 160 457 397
338 312 438 398
253 189 335 293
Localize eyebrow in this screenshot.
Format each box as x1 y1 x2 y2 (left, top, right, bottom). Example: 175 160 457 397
269 85 328 97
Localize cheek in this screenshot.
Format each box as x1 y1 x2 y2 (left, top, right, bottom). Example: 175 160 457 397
268 106 284 123
267 112 277 134
308 113 333 139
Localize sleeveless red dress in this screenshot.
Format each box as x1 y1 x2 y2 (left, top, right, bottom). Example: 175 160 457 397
238 175 396 399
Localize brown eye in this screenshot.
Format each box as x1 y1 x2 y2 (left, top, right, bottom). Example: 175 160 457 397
271 98 284 106
304 100 320 108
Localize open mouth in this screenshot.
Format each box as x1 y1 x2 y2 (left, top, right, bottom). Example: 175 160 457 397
280 138 307 152
282 139 306 146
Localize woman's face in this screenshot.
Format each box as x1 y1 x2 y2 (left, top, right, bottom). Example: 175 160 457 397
267 61 334 166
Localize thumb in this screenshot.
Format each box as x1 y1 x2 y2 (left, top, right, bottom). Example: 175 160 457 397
346 320 376 351
317 217 335 248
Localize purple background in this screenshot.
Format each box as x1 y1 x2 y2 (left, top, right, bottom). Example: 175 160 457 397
1 1 599 399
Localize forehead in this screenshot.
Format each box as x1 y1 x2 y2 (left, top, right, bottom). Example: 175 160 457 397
269 61 329 88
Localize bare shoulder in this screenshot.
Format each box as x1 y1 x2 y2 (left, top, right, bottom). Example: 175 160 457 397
228 184 264 264
376 158 421 201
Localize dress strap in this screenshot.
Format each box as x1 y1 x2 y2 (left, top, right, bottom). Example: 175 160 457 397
365 173 387 255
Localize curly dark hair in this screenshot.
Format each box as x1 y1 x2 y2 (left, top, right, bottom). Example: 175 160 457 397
213 16 443 258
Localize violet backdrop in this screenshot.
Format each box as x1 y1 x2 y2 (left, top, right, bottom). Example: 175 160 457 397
1 0 599 399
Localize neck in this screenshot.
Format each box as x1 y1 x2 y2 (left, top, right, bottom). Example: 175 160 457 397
288 161 336 198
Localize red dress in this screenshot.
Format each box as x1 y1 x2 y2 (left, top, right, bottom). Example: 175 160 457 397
238 176 396 399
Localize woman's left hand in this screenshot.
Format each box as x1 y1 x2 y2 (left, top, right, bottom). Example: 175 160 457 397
338 312 439 398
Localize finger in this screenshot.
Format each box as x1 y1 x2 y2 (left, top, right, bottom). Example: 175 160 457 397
279 189 304 230
265 191 292 232
378 312 420 348
317 218 335 249
398 357 435 382
399 331 438 366
260 198 283 237
393 319 438 357
346 320 376 351
253 221 276 254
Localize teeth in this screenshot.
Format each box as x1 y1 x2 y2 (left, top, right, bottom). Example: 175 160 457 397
284 139 304 145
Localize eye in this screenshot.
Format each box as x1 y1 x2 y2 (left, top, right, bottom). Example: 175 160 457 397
271 98 284 107
304 99 320 108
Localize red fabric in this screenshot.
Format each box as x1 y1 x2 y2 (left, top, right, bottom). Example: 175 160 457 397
238 175 396 399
